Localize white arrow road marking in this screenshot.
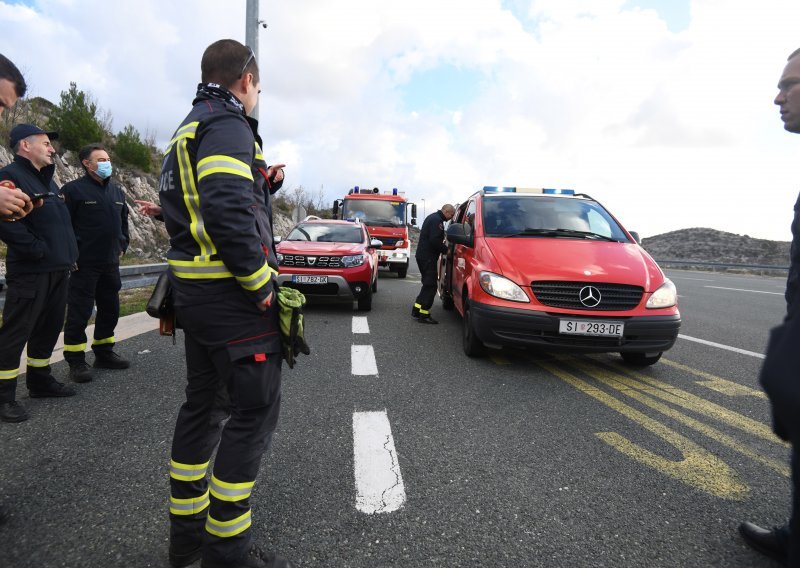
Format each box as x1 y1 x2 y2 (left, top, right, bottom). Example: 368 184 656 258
351 345 379 375
352 316 370 334
353 410 406 514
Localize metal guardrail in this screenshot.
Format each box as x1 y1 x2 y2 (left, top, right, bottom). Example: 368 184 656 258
0 263 167 305
656 259 789 272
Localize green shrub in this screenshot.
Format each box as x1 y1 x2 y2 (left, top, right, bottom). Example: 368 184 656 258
46 83 105 152
114 124 152 172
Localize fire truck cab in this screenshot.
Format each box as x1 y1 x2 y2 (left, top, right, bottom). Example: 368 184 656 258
333 186 417 278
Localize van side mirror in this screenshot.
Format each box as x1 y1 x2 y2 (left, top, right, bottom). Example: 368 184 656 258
447 223 473 247
332 200 340 217
274 236 282 244
411 217 417 226
369 238 383 249
629 231 640 244
411 203 417 219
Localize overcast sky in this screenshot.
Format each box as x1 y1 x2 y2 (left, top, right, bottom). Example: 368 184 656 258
1 0 799 240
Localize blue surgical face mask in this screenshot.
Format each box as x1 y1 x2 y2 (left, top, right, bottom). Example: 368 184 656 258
95 161 112 179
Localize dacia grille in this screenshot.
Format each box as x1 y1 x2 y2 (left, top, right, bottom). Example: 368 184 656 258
281 255 343 268
531 281 644 311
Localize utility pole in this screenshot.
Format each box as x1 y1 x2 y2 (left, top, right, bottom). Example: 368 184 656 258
245 0 261 121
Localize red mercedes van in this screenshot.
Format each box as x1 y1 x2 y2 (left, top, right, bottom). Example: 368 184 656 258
438 187 680 365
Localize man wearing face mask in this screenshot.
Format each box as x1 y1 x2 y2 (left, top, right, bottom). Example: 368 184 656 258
61 143 130 383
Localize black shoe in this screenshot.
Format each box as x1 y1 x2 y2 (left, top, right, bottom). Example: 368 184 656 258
738 521 788 565
201 544 294 568
94 351 130 369
0 401 29 423
69 362 93 383
29 381 76 398
417 315 439 324
411 306 420 318
169 544 202 567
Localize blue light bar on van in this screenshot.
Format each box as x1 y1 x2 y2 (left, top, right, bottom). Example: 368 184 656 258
483 186 576 195
392 187 398 195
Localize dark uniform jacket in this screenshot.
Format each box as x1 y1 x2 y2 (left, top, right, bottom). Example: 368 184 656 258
160 83 282 307
61 173 129 265
786 191 800 321
415 210 448 261
0 156 78 274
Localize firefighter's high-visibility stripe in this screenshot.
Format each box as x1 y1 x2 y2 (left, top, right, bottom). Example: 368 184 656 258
206 510 252 538
27 357 50 368
254 142 264 163
92 336 115 346
166 121 199 153
196 155 254 182
209 475 254 502
176 137 216 262
63 343 87 352
170 490 210 515
0 368 19 381
235 262 276 291
169 459 209 482
168 259 234 279
414 303 422 309
419 308 430 315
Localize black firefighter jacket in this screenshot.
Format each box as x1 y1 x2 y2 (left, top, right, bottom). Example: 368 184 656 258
0 156 78 274
62 173 130 266
415 210 449 261
159 85 283 311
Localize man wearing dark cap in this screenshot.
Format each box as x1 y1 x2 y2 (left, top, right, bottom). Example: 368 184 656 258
0 124 79 423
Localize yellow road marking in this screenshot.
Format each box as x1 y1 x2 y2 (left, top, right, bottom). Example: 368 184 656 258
564 359 790 478
660 358 767 399
588 358 780 445
490 355 511 366
536 360 749 500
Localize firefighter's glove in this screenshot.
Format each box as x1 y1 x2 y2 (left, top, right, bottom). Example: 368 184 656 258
277 286 311 369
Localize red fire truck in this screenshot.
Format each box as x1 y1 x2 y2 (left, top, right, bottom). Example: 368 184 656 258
333 187 417 278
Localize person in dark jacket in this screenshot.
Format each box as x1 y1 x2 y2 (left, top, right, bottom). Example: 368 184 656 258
160 39 292 568
0 124 78 423
0 55 35 221
739 46 800 567
61 143 131 382
412 204 455 324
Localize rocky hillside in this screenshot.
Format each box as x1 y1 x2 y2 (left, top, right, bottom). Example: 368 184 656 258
640 228 790 268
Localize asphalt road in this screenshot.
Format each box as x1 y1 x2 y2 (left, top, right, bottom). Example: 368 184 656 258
0 268 792 567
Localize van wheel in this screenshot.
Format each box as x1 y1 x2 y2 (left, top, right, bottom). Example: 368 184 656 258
462 301 484 357
441 292 454 311
358 290 373 311
397 262 408 278
620 352 662 366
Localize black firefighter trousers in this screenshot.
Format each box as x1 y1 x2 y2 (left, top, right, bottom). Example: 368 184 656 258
63 263 122 364
414 256 439 315
169 292 282 565
0 270 69 402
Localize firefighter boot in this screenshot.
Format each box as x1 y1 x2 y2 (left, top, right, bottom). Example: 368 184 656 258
68 354 94 383
27 367 76 398
94 350 131 369
0 401 29 423
411 303 421 319
201 543 294 568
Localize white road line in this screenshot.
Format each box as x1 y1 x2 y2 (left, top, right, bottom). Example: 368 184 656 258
704 286 783 296
351 345 379 375
352 410 406 514
678 334 765 359
670 276 716 282
352 316 370 334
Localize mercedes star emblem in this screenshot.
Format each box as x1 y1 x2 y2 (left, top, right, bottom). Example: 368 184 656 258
579 285 601 308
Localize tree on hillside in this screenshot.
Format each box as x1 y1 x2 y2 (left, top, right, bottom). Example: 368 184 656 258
273 185 332 219
46 82 105 151
114 124 153 172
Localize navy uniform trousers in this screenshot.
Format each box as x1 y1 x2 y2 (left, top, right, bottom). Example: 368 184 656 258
168 291 282 565
63 263 122 363
414 256 439 315
0 270 69 400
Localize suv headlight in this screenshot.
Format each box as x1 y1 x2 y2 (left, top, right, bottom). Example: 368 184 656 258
342 254 366 267
646 279 677 308
276 252 284 264
479 272 530 303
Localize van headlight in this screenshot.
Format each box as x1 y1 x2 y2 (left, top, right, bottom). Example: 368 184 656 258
646 279 677 308
342 254 366 267
479 272 530 303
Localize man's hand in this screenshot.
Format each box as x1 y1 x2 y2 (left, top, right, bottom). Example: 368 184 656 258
266 164 286 185
134 200 162 217
0 181 34 220
256 291 274 312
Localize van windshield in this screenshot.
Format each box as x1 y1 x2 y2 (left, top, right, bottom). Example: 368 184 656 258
342 199 405 227
482 196 630 242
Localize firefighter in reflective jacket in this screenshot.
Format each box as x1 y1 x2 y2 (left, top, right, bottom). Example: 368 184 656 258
159 40 292 568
